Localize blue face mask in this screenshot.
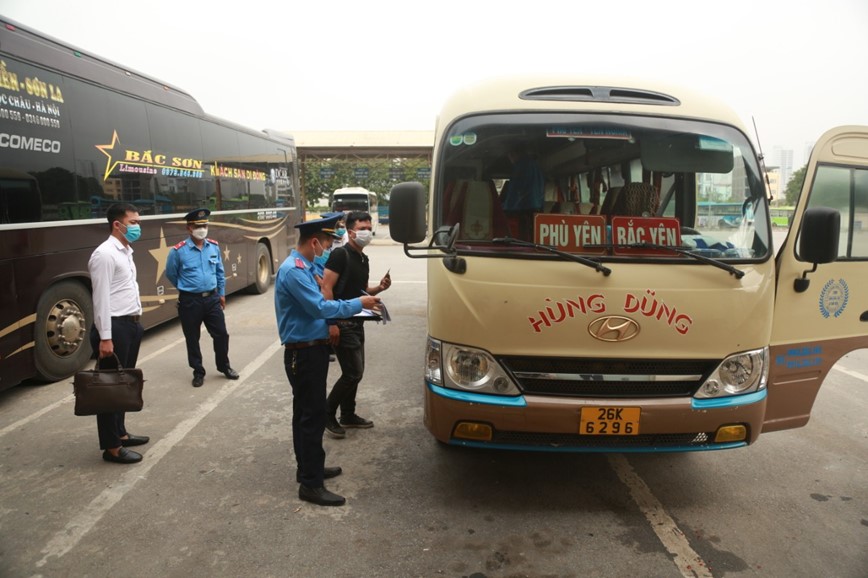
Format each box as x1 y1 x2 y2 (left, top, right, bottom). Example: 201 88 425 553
335 228 346 237
122 223 141 243
314 249 331 267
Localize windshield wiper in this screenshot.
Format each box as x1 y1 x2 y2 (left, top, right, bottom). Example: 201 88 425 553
491 237 612 276
587 242 744 278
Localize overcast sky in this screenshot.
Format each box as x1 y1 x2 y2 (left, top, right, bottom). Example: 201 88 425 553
4 0 867 167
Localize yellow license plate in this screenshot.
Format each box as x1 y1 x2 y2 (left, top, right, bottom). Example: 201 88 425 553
580 407 640 435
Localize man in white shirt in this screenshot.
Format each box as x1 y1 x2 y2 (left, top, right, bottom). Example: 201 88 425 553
87 203 150 464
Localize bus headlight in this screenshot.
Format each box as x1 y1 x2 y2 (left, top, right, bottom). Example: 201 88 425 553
695 347 769 399
434 342 520 396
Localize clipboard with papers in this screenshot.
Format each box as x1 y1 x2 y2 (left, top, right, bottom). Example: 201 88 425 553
354 298 391 324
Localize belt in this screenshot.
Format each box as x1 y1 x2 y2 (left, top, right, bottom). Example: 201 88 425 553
180 289 218 298
284 339 330 350
112 315 141 323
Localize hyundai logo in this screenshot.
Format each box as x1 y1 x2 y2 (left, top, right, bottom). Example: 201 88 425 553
588 316 640 342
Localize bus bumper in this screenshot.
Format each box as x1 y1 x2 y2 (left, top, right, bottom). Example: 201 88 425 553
424 383 767 453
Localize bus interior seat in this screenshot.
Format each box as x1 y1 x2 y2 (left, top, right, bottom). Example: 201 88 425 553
608 182 660 216
444 180 510 240
600 186 622 216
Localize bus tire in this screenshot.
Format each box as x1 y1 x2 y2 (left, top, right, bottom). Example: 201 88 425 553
247 242 272 294
34 280 93 383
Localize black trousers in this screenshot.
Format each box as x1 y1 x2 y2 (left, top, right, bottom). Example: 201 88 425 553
284 344 330 487
178 292 230 376
328 321 365 417
89 317 144 450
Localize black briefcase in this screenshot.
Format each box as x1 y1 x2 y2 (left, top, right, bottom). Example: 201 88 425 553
72 353 145 416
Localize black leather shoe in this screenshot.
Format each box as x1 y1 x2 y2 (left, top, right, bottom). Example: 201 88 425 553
340 413 374 428
121 434 149 447
296 466 342 483
222 368 240 380
325 415 346 438
298 484 345 507
102 447 142 464
192 374 204 387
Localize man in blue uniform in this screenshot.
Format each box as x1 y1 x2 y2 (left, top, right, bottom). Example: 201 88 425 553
275 214 380 507
166 208 239 387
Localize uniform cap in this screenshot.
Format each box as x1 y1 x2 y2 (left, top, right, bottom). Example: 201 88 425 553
184 208 210 224
318 212 345 238
295 213 342 238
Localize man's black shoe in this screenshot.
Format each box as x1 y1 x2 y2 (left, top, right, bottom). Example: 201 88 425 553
222 368 240 380
192 374 204 387
298 484 345 507
295 466 342 483
102 447 142 464
121 434 149 447
339 413 374 428
325 415 346 438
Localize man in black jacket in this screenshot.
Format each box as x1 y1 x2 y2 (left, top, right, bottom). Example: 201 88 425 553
321 211 390 438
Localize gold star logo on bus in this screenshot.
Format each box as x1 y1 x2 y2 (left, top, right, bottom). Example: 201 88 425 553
148 228 171 283
95 130 122 182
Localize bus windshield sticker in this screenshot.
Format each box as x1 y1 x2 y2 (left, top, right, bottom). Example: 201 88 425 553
546 127 633 140
697 135 733 152
534 214 607 254
448 133 477 146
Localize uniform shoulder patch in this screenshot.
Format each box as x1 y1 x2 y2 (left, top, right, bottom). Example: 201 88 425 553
172 240 186 250
206 238 219 245
294 258 306 269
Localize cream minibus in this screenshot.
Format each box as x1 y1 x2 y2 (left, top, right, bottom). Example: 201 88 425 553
390 77 868 452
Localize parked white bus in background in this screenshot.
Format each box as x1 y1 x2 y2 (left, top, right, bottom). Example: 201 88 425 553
332 187 379 234
390 76 868 453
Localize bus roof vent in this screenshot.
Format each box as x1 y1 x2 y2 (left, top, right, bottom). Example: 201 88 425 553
520 86 680 106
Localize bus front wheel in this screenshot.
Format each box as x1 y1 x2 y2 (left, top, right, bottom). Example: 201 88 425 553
247 243 272 294
34 280 94 382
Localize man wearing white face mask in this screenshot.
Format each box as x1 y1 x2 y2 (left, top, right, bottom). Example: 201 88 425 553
166 208 239 387
321 211 391 437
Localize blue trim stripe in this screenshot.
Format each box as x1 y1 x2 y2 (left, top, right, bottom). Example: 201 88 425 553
691 388 767 410
428 383 527 407
449 440 747 453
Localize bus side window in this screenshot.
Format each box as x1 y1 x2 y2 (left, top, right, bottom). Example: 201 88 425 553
0 177 42 224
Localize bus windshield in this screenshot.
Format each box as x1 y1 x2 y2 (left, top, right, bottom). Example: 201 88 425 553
437 113 771 261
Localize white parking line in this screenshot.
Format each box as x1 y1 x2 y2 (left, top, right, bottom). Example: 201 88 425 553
35 340 283 568
0 336 187 440
608 454 713 578
833 364 868 383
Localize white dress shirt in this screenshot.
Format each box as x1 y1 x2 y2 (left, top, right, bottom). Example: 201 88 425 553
89 235 142 340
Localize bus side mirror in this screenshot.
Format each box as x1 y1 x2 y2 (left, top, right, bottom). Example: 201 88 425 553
389 182 427 244
794 207 840 292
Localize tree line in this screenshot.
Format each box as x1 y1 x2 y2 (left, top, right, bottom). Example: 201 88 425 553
302 158 431 209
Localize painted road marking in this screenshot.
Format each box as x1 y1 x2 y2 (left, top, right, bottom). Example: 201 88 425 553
0 336 187 440
35 340 282 568
608 454 713 578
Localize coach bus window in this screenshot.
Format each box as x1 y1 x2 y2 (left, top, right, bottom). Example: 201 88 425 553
0 175 41 223
68 78 154 216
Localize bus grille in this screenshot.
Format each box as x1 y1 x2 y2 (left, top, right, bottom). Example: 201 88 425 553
492 431 714 449
497 356 717 398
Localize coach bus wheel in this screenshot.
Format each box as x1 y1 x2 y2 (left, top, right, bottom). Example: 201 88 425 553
248 243 272 294
34 280 94 382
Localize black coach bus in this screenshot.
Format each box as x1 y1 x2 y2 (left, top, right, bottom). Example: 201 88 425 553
0 17 302 390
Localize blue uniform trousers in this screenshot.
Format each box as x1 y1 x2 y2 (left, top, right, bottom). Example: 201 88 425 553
89 317 144 449
284 344 330 487
178 292 230 376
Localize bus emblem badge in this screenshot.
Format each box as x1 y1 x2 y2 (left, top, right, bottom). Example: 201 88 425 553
588 316 640 342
